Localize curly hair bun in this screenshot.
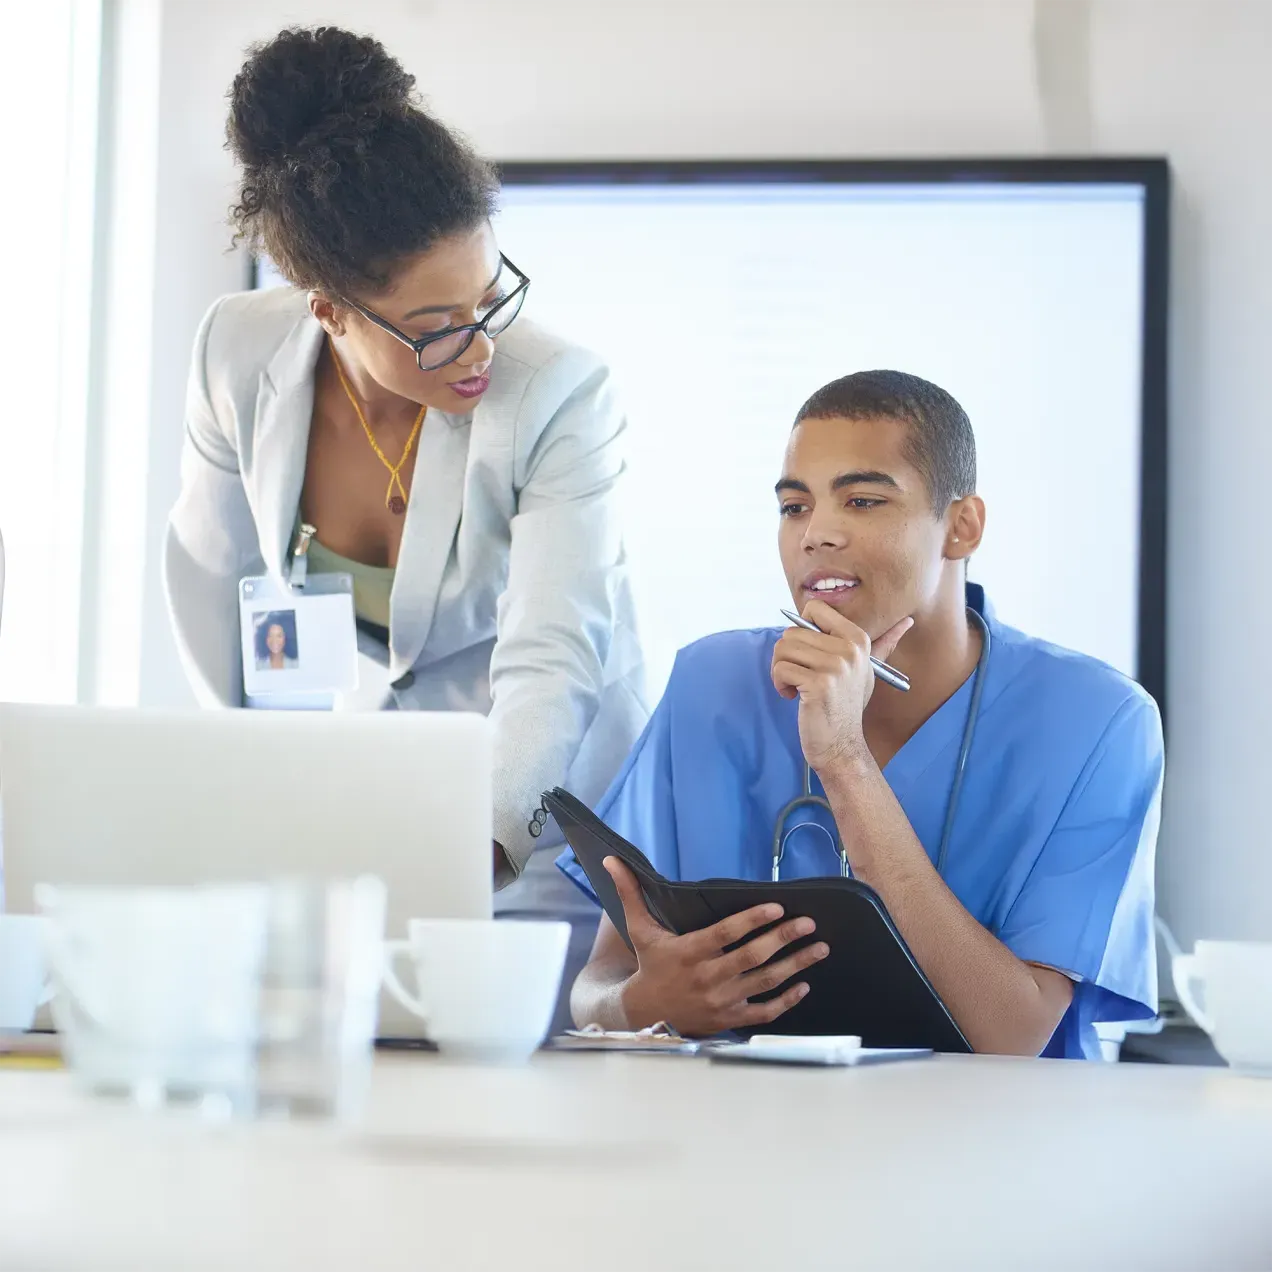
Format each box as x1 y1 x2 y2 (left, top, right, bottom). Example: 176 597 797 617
228 26 415 171
225 25 498 294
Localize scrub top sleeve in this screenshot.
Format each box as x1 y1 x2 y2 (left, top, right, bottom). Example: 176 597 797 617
997 692 1164 1023
555 686 680 903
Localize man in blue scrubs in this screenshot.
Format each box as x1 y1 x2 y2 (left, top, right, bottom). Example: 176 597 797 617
558 371 1162 1059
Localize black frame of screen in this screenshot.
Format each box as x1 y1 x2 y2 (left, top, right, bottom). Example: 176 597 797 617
495 158 1170 719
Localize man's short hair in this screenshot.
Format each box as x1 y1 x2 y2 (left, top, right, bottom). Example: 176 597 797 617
794 370 977 512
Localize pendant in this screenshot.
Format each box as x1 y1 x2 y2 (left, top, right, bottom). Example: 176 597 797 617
388 495 406 516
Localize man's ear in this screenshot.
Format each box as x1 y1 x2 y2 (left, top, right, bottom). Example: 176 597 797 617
944 495 986 562
308 291 347 338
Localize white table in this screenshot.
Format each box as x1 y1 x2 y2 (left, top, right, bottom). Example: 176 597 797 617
0 1051 1269 1271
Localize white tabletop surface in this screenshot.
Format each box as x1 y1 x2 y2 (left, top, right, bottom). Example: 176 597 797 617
0 1050 1269 1271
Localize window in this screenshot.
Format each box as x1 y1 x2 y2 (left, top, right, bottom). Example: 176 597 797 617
0 2 101 702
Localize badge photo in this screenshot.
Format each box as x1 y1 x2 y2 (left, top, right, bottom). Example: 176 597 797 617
239 572 359 702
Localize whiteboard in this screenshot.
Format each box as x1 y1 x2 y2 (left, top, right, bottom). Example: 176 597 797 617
493 169 1161 702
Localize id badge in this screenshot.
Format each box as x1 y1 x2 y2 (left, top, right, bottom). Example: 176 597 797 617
239 571 358 707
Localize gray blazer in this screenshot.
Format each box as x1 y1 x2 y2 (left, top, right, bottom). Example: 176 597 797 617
163 287 648 880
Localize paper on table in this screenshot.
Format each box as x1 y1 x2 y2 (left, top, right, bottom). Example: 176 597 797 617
0 1054 64 1070
551 1022 701 1053
0 1032 63 1068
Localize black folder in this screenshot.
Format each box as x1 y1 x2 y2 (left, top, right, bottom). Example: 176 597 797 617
542 787 972 1053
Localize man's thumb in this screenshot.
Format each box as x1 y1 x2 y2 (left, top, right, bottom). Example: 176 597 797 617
604 856 661 944
872 616 914 664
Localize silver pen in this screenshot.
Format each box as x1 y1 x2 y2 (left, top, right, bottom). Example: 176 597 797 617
779 609 911 693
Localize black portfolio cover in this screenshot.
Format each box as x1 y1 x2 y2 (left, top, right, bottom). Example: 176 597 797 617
543 787 971 1053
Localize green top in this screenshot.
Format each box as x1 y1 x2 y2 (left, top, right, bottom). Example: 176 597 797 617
306 536 395 629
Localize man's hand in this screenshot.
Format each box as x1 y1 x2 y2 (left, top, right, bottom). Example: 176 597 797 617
604 857 829 1037
771 599 912 771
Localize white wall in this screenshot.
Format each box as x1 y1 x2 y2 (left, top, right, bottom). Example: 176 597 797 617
104 0 1272 948
1090 2 1272 951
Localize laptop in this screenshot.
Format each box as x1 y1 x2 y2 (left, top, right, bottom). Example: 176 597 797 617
0 705 493 1038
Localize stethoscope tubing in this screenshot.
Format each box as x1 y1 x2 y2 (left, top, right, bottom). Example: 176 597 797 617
772 607 992 882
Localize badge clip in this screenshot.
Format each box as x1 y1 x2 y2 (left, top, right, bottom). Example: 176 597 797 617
289 523 317 591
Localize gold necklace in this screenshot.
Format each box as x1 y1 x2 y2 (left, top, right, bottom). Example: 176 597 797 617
329 338 425 516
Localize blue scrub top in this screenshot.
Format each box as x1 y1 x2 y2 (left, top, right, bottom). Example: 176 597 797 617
558 585 1163 1060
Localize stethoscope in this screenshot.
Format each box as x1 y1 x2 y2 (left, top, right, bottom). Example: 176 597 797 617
771 607 992 882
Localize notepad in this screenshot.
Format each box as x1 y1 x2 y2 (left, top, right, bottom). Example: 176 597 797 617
0 1031 62 1068
542 786 972 1053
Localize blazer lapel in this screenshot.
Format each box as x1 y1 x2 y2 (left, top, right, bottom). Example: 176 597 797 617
249 315 324 579
244 307 475 676
389 412 472 676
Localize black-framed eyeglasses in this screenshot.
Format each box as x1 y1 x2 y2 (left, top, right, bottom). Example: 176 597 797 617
343 254 530 372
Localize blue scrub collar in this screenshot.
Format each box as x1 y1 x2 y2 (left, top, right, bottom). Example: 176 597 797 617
965 581 995 629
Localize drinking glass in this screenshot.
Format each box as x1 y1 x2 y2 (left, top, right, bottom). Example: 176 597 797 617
37 876 386 1119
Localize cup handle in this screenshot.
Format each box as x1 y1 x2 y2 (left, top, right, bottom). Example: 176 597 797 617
31 890 63 1012
1172 953 1214 1035
382 940 430 1026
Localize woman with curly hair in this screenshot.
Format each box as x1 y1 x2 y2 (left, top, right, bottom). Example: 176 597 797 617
253 611 299 672
163 26 647 997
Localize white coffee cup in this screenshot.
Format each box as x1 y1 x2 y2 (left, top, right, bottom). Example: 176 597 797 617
1173 940 1272 1075
383 919 569 1063
0 915 53 1031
